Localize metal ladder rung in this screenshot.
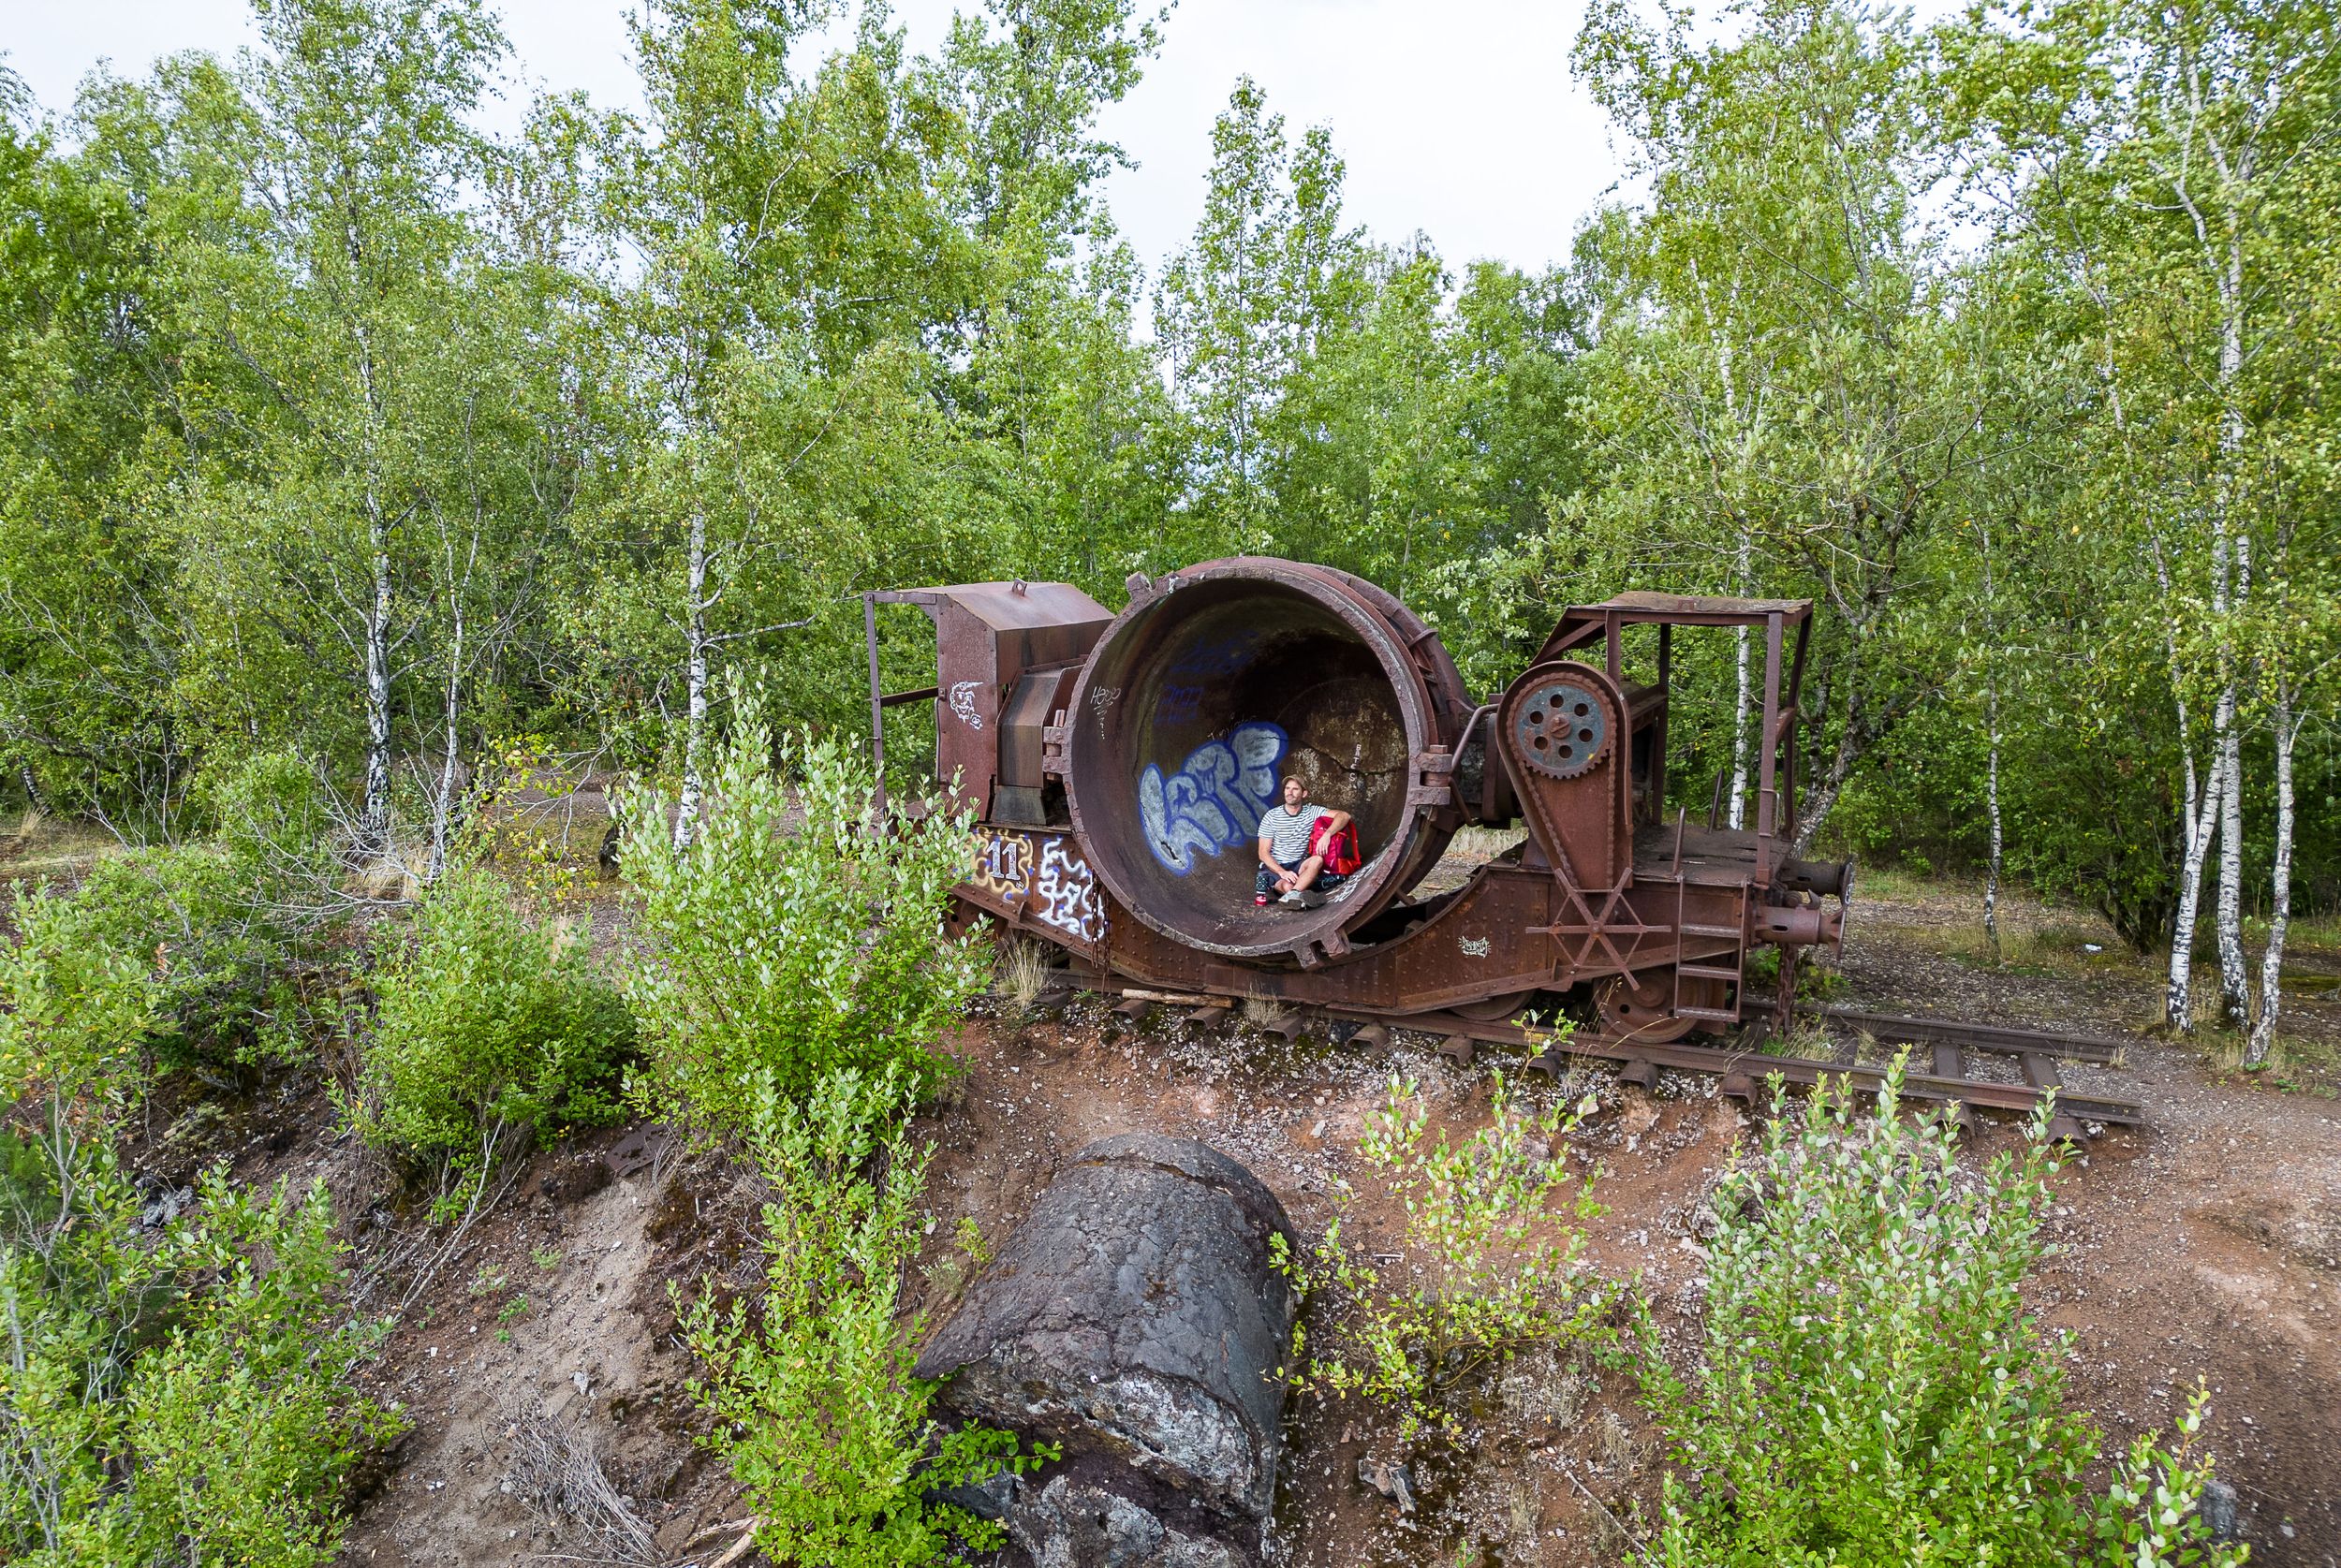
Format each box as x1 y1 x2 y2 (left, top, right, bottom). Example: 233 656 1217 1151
1674 1004 1740 1020
1678 962 1743 982
1680 923 1742 938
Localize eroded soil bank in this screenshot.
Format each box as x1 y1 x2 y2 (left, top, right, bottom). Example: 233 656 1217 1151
130 875 2338 1568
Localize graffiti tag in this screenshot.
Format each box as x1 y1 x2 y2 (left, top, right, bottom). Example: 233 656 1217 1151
1139 722 1288 874
1032 835 1107 944
949 681 984 729
1088 685 1121 737
971 829 1034 901
1458 935 1491 958
1156 683 1207 725
970 828 1106 945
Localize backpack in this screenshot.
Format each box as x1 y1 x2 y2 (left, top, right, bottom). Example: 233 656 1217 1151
1309 813 1362 877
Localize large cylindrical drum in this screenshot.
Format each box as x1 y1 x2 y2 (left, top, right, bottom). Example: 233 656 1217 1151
1064 558 1473 960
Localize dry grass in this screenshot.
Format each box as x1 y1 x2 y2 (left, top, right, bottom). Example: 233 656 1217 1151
0 810 118 887
1242 986 1290 1031
993 938 1051 1010
500 1402 657 1565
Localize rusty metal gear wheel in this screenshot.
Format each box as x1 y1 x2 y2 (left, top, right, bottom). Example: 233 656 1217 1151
1512 676 1611 780
1596 968 1728 1043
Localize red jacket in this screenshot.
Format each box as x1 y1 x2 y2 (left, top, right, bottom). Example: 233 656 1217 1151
1308 813 1362 876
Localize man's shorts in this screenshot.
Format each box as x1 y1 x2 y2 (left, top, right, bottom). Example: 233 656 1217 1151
1257 854 1346 898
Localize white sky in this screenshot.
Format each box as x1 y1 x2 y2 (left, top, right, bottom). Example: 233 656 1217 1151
4 0 1624 277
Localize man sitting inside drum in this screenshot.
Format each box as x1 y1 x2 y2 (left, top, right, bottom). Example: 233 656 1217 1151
1255 773 1353 908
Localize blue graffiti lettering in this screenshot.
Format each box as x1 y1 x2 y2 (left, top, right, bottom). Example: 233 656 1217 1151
1139 722 1288 873
1156 683 1207 725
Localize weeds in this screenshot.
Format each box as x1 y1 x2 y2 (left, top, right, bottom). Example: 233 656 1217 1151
1274 1073 1609 1443
676 1066 1044 1565
0 1121 400 1565
618 690 989 1138
1638 1058 2244 1566
352 865 634 1174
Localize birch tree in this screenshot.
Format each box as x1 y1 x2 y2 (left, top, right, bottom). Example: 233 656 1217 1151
147 0 507 865
1953 0 2340 1030
1569 0 2015 847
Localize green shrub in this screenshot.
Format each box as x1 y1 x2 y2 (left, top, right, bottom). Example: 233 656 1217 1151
1642 1060 2245 1567
617 694 988 1136
677 1067 1040 1566
0 1125 401 1565
1275 1071 1610 1443
356 866 633 1169
0 752 340 1107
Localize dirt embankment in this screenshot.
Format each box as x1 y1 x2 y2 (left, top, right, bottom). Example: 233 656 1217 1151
102 872 2341 1567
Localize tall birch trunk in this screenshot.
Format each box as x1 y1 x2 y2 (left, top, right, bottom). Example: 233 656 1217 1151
1728 531 1753 830
353 315 395 865
2244 684 2299 1068
426 587 466 884
361 501 394 861
2167 705 2224 1034
2213 525 2252 1027
2150 542 2217 1031
1977 518 2003 956
1983 676 2003 957
673 501 710 851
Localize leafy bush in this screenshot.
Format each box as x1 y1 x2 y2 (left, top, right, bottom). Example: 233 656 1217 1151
355 866 633 1168
0 1123 401 1565
1642 1061 2245 1567
618 695 988 1136
0 885 161 1111
0 752 340 1107
677 1067 1040 1565
1275 1072 1610 1443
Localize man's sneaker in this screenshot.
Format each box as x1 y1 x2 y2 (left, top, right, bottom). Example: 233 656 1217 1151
1299 889 1328 909
1278 888 1305 905
1255 894 1271 905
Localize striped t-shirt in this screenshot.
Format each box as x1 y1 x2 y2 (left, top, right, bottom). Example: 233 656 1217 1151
1257 804 1320 862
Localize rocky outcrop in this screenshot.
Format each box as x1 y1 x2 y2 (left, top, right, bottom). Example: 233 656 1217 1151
915 1135 1300 1566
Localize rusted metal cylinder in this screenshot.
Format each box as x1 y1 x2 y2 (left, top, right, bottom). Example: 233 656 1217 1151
1063 558 1475 960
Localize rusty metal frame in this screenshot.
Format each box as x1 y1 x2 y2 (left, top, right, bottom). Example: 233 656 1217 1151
869 564 2117 1127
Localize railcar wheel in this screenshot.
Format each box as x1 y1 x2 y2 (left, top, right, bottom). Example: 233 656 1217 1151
1449 989 1538 1023
1595 968 1727 1042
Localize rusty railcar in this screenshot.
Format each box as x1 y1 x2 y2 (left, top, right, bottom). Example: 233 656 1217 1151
865 555 1851 1048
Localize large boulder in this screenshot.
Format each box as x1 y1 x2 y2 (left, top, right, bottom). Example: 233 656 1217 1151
915 1135 1300 1566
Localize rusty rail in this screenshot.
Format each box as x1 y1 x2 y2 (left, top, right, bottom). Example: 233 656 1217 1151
1039 977 2142 1132
1735 997 2130 1065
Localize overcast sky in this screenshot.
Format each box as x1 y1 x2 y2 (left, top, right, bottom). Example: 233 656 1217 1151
6 0 1625 276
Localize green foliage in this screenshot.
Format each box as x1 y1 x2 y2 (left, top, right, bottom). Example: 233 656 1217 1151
354 864 634 1168
1642 1060 2244 1566
0 1123 400 1565
676 1066 1041 1566
0 752 338 1107
618 694 989 1136
1275 1071 1609 1443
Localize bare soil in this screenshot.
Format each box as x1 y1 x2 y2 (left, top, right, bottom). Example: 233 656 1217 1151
36 818 2334 1566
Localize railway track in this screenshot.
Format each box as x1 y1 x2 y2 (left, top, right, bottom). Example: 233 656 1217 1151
1040 981 2143 1138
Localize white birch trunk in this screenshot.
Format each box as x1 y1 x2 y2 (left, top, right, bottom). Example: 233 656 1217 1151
2244 686 2299 1068
1984 678 2003 956
1728 532 1752 830
362 503 394 861
2209 222 2251 1028
2213 527 2252 1026
1977 519 2003 955
2149 538 2217 1031
672 501 710 851
426 589 466 884
2166 740 2221 1034
352 314 396 866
